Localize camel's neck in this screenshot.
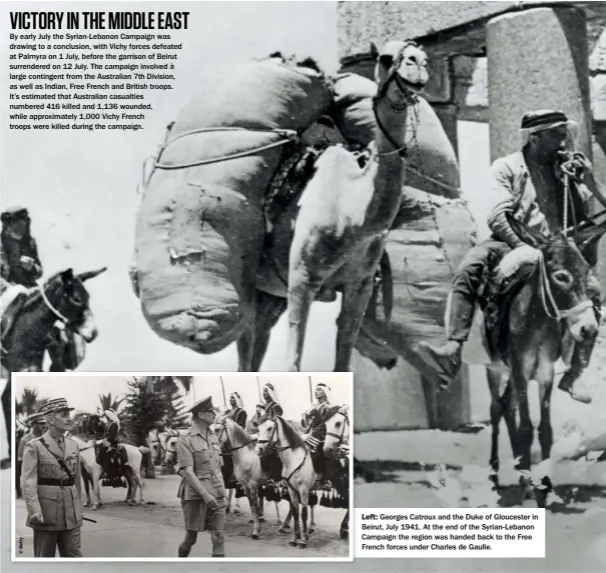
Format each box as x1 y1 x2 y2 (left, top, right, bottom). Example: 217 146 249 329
369 83 410 224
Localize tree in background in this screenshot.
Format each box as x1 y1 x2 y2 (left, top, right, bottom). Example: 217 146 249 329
97 392 125 416
15 387 49 421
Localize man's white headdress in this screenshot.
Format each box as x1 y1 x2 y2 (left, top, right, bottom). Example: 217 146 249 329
230 391 243 409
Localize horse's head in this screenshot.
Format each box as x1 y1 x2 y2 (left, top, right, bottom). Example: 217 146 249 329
255 418 277 456
374 40 428 105
323 405 350 459
164 429 183 465
44 267 107 343
508 216 604 342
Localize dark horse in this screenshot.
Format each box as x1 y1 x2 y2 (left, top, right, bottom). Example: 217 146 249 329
1 267 107 465
485 215 606 506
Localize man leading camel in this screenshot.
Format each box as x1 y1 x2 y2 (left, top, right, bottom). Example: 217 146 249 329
418 110 606 404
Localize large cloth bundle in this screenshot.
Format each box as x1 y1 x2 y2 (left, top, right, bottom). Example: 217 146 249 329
133 60 333 353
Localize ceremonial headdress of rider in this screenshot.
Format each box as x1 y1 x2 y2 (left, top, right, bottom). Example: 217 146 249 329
230 392 243 409
104 409 120 426
263 382 280 404
40 398 74 416
315 382 332 404
520 109 578 148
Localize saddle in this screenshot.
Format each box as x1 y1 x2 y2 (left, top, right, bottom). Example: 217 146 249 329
461 247 540 368
99 442 127 481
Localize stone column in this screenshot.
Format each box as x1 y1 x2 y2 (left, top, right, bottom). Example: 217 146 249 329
487 6 592 160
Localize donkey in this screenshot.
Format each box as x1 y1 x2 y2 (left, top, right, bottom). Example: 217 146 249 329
256 416 319 548
481 215 606 505
1 267 106 464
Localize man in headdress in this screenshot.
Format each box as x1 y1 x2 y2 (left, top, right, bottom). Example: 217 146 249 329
261 382 283 420
16 412 47 498
226 392 247 429
176 396 227 558
301 382 332 486
100 409 126 476
21 398 83 557
1 206 43 289
418 110 605 404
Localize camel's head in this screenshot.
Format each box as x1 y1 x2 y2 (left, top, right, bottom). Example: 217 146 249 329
373 40 428 103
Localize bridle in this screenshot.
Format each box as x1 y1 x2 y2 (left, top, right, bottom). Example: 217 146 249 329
256 420 290 453
325 411 350 447
372 41 422 159
536 247 594 322
216 419 251 455
37 276 89 333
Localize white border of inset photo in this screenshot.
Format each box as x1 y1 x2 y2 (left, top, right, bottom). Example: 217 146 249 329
11 371 354 562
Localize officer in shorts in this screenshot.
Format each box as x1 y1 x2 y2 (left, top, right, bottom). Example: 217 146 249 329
176 396 227 558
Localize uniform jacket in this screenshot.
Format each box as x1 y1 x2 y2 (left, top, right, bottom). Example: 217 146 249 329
21 431 82 531
227 407 247 429
17 430 34 462
0 233 43 288
176 424 225 501
302 402 329 433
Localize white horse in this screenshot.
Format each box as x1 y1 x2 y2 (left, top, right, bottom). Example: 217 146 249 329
73 436 148 506
281 405 351 536
214 417 283 539
323 405 351 540
162 428 189 467
147 428 166 465
256 416 318 549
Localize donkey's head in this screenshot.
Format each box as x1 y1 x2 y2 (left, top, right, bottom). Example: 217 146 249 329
45 267 107 343
507 216 605 342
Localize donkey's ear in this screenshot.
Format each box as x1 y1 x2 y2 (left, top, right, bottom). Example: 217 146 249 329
573 217 606 250
505 214 547 248
78 267 107 282
61 268 75 284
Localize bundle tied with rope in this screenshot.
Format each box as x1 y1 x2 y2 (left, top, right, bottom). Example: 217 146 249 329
131 56 334 354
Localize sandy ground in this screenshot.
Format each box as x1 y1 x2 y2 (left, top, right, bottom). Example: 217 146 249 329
11 473 349 559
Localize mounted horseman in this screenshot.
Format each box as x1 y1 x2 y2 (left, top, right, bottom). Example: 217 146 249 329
300 382 333 488
97 409 128 485
222 392 247 514
418 110 606 404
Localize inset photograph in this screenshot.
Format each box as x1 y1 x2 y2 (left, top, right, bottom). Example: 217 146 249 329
12 372 352 561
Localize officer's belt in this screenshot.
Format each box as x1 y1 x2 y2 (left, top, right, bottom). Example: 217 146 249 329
38 478 75 487
195 472 220 480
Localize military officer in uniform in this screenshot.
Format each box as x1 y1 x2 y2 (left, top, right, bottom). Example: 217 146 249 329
176 396 227 558
21 398 83 557
17 412 47 498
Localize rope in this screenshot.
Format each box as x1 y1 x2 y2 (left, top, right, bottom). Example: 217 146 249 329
155 126 297 170
139 126 299 192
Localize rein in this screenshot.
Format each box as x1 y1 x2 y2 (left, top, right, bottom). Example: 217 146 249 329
325 411 349 444
217 421 252 455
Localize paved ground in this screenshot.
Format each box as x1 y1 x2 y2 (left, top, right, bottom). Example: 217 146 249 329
11 473 349 558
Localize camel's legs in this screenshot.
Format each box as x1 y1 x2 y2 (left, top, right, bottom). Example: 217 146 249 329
334 274 376 372
237 290 287 372
285 266 323 372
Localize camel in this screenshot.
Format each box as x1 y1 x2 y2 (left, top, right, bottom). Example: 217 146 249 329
238 40 429 372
